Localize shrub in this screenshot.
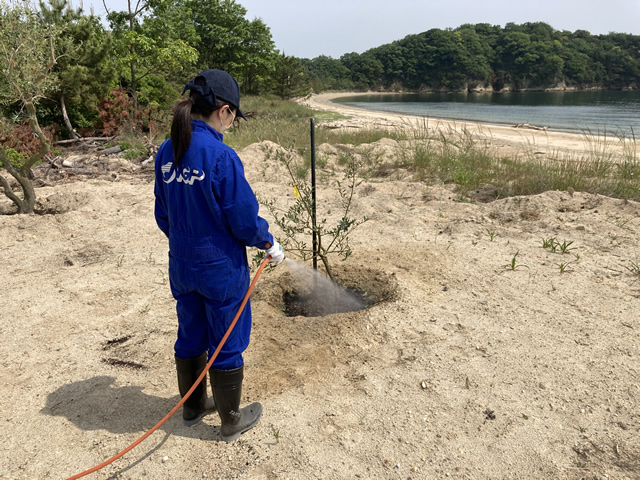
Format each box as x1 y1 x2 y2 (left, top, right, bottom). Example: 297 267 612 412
0 118 58 159
1 148 26 168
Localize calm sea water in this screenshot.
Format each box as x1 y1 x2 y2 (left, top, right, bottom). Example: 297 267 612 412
333 91 640 135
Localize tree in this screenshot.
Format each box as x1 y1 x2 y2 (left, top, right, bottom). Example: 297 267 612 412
39 0 115 138
271 53 311 100
495 30 536 87
237 18 276 94
106 0 198 118
189 0 249 76
340 52 383 91
302 55 354 92
187 0 277 93
0 0 60 213
259 146 366 284
328 23 640 93
369 43 405 89
456 26 493 87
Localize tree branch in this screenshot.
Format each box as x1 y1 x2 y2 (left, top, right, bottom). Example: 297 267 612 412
133 0 151 17
24 101 51 171
0 173 23 208
34 35 57 84
0 146 19 178
55 136 115 145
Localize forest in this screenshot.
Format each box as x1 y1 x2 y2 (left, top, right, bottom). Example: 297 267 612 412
305 22 640 93
1 0 639 144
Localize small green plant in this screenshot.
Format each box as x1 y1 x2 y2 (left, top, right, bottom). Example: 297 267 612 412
271 426 280 442
522 414 529 420
486 228 499 242
158 268 167 285
139 305 150 314
316 153 328 169
557 262 572 274
116 255 124 267
504 251 528 271
558 240 575 254
542 237 575 254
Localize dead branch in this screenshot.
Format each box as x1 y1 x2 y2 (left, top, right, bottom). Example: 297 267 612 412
55 136 115 145
513 123 549 131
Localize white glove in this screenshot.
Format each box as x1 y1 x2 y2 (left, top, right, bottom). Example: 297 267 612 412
265 241 285 266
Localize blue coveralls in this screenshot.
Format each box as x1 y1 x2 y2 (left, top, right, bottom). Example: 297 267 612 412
154 120 273 370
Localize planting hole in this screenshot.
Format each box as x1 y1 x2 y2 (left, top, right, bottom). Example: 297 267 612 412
275 261 397 318
283 285 374 317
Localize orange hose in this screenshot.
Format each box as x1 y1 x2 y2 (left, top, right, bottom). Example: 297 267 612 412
66 255 272 479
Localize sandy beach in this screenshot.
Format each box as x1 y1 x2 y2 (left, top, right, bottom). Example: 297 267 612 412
1 92 639 479
305 92 637 161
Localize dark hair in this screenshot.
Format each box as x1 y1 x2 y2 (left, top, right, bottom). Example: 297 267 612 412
170 77 231 167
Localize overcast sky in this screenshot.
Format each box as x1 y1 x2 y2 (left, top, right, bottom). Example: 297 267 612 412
92 0 640 59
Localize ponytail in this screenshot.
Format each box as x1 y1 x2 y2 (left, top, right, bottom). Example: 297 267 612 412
170 77 223 166
171 99 193 168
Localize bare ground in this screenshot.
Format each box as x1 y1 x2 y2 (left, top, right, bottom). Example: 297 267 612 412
1 114 639 480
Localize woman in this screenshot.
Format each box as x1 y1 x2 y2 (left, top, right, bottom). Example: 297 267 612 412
154 69 284 442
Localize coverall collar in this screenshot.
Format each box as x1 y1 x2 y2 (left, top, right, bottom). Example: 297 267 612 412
192 119 224 141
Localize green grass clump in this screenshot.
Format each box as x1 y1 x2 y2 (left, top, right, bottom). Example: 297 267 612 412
123 149 148 161
392 122 640 201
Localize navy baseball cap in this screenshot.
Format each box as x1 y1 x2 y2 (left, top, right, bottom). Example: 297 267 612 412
182 69 246 120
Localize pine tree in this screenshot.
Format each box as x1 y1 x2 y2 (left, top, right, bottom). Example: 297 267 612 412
39 0 115 138
272 53 311 100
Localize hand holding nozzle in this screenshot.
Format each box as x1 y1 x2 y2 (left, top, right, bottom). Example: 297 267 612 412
265 240 285 266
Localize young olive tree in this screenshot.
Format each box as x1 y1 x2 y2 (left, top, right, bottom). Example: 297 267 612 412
260 145 367 283
0 0 61 213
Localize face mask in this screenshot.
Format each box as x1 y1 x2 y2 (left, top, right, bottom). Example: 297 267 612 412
221 107 235 132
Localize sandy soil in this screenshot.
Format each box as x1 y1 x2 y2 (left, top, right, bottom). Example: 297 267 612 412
1 96 639 480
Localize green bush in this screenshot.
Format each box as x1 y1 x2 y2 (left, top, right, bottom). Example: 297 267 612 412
1 148 26 168
123 148 148 161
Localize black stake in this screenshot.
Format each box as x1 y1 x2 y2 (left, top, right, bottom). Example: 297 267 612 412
310 118 317 271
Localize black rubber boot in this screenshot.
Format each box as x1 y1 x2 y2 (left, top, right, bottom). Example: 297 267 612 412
210 365 263 442
175 353 216 427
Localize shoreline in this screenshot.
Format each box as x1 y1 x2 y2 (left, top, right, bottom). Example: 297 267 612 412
304 92 636 159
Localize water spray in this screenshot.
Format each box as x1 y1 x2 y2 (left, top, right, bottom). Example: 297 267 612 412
282 257 366 316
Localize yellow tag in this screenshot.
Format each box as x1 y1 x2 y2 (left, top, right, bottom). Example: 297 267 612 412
293 184 300 199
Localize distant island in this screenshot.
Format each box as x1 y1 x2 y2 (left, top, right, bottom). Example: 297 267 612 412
300 22 640 94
